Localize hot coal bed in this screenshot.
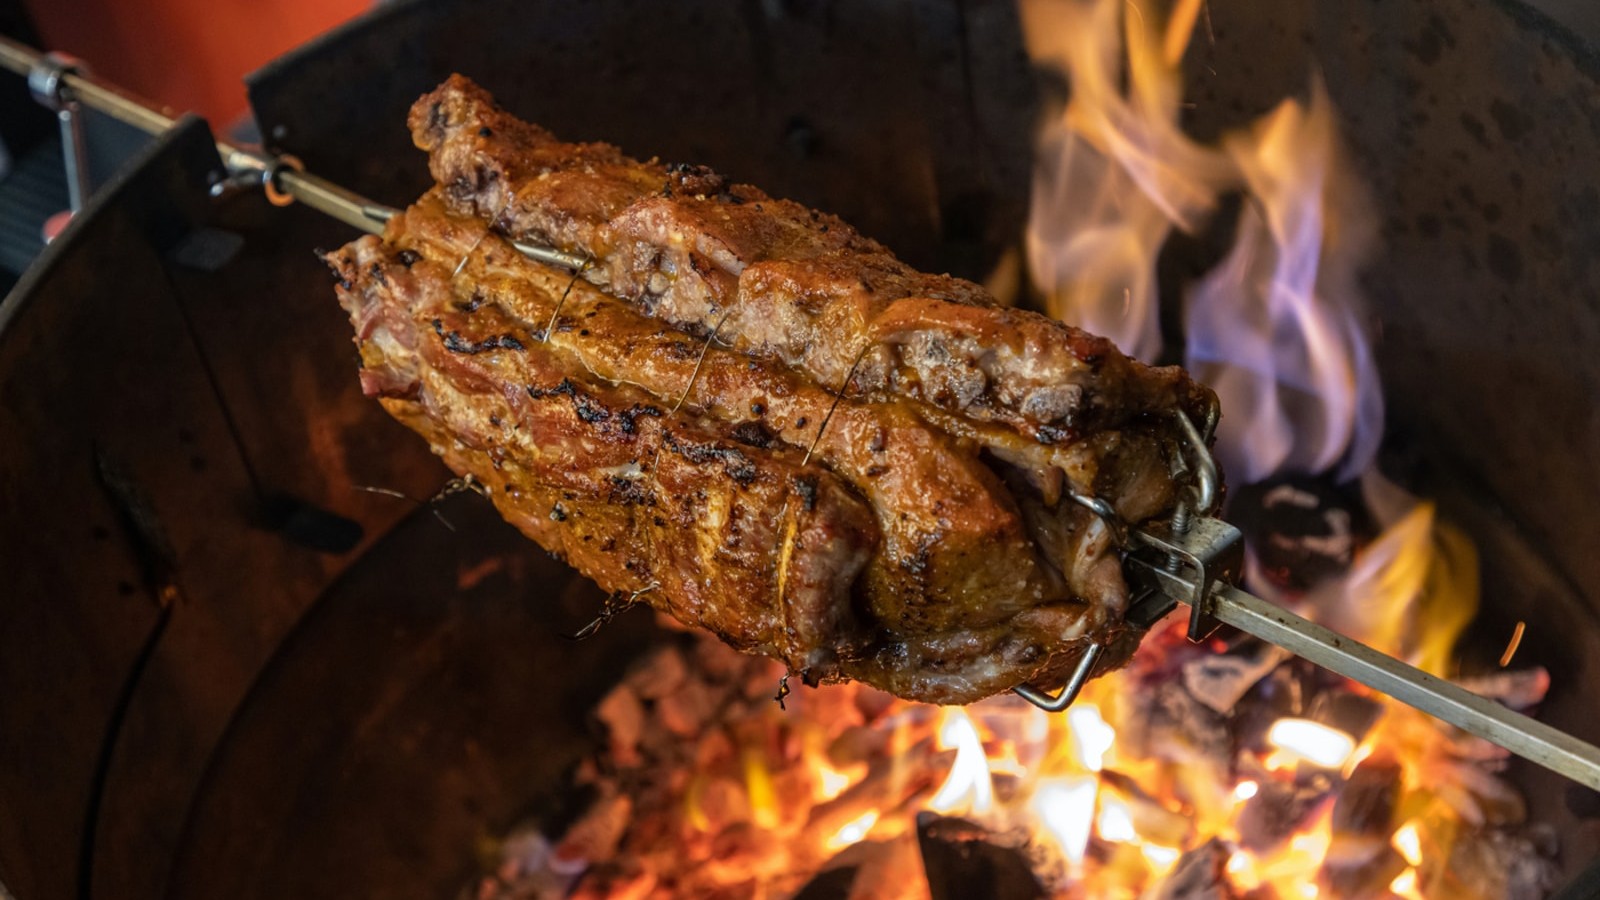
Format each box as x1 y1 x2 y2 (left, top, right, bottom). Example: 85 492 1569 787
2 1 1600 899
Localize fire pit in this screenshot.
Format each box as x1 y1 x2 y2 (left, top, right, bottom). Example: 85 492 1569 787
2 1 1599 898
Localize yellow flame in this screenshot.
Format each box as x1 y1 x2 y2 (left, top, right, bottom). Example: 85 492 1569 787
1307 477 1479 677
1391 867 1425 900
1265 718 1357 770
929 709 995 815
1067 703 1116 772
1225 850 1261 891
1244 815 1334 895
1095 792 1137 843
824 809 880 853
1032 775 1099 866
1140 842 1182 873
1392 821 1423 867
816 763 854 802
742 746 780 829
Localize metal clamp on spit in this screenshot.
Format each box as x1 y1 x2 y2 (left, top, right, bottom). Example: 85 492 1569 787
1014 405 1235 713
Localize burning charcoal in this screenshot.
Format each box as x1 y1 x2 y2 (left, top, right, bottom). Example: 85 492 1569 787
795 836 930 900
1229 477 1365 591
1441 826 1561 900
595 683 646 768
1234 773 1334 853
1306 691 1384 745
793 683 868 728
1144 839 1238 900
1120 682 1233 795
1454 667 1551 710
568 860 657 900
854 686 899 722
1182 643 1291 714
656 674 716 736
624 644 690 699
914 813 1045 900
794 865 861 900
1436 759 1529 826
1329 758 1400 837
846 834 930 900
829 724 892 768
703 821 785 884
553 792 633 873
1098 771 1194 848
806 741 946 842
692 775 751 833
1321 758 1406 897
695 726 737 768
1231 666 1308 752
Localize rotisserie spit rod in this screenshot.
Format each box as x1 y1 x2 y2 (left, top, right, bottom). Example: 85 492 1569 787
5 36 1600 792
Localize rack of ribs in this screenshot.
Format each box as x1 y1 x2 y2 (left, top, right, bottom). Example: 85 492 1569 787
325 75 1218 705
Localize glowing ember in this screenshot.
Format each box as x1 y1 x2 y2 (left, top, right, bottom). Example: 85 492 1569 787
1233 779 1259 802
1391 868 1425 900
1392 821 1424 867
824 810 880 852
1265 718 1358 770
928 709 995 815
1095 792 1137 842
1066 704 1115 772
815 763 853 802
1031 775 1098 866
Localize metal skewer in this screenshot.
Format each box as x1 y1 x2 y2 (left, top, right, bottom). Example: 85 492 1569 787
5 35 1600 792
1135 553 1600 792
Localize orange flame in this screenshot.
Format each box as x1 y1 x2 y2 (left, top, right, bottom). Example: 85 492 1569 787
1020 0 1227 360
1297 475 1479 676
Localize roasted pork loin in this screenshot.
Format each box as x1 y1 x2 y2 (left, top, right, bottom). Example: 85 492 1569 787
325 76 1219 704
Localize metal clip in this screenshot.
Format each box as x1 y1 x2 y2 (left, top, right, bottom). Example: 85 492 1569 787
212 151 302 207
1012 642 1105 712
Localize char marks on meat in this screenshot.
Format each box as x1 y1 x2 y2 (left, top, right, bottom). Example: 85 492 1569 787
326 76 1220 704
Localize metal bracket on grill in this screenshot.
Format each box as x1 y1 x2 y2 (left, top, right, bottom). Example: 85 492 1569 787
1130 516 1244 642
27 51 92 224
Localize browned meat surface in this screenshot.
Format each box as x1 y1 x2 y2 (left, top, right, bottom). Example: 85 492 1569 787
411 75 1213 453
325 77 1220 704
